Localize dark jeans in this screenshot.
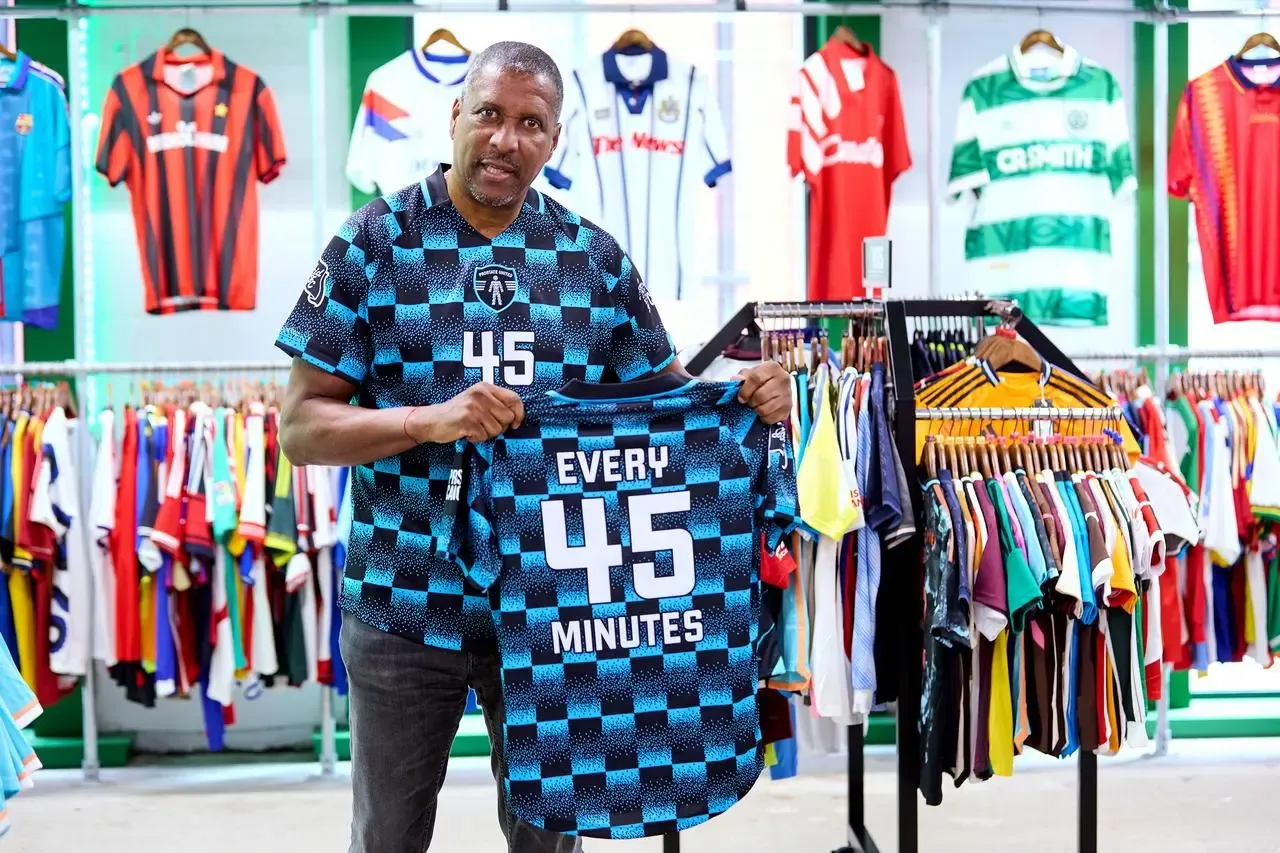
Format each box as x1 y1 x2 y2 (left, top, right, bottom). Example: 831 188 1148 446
341 616 582 853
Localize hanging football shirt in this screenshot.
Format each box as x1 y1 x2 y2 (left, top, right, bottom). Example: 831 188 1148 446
947 44 1135 326
95 47 287 315
0 50 71 329
345 48 470 195
545 46 731 302
444 373 798 839
787 41 911 300
1169 56 1280 323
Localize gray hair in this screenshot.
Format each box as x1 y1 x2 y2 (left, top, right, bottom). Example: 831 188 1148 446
463 41 564 119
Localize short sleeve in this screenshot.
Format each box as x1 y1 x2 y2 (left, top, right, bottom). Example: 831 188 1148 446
274 213 374 386
788 52 838 182
947 80 988 200
94 76 138 188
882 68 912 194
693 69 732 187
607 251 676 381
757 419 800 550
1168 88 1194 200
253 79 287 184
1104 73 1136 197
443 441 501 591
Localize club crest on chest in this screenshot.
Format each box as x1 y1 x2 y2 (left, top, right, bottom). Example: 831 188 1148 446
474 263 519 313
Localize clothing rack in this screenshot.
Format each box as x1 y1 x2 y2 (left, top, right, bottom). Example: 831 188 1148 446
0 358 339 782
690 297 1102 853
916 406 1124 421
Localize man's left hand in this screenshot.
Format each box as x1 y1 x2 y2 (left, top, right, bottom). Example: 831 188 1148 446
736 362 793 425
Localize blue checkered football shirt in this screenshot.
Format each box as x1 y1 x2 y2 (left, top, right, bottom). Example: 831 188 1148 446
442 373 799 838
275 165 677 651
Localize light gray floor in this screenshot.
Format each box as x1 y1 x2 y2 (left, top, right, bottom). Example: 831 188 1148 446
8 738 1280 852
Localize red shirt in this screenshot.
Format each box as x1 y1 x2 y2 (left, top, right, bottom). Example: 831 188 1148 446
787 42 910 301
1169 58 1280 323
96 48 287 315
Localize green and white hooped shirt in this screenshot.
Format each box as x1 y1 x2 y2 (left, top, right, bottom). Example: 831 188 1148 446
947 44 1136 327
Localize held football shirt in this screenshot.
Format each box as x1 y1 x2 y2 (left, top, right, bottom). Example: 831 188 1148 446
443 373 799 839
545 46 731 303
787 41 911 301
95 48 287 315
1169 56 1280 324
345 48 470 196
274 164 676 652
0 51 71 329
947 44 1135 326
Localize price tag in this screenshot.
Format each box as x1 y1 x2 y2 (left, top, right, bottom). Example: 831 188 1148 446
862 237 892 298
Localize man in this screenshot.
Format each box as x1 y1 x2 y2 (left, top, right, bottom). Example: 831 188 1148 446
275 41 793 853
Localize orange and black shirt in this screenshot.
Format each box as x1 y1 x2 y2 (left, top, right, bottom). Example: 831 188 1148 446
95 48 286 315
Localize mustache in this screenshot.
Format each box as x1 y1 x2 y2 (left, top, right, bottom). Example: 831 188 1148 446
476 154 519 171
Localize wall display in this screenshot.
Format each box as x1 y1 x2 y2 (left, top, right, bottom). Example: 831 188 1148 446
95 28 287 317
787 27 911 302
91 394 348 751
947 32 1135 328
346 28 471 196
544 30 731 303
446 373 799 839
1170 34 1280 326
0 47 71 330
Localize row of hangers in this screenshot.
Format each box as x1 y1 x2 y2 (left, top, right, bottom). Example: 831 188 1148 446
1019 22 1278 62
760 316 887 375
1093 368 1152 400
924 427 1128 481
107 378 283 412
0 383 76 421
1168 369 1265 398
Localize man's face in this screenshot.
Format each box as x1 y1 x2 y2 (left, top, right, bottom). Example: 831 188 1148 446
450 67 561 208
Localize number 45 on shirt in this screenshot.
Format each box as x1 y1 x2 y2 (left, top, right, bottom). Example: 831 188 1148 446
463 330 534 387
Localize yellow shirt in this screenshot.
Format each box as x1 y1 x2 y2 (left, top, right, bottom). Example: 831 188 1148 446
8 414 35 691
988 629 1015 776
914 359 1141 462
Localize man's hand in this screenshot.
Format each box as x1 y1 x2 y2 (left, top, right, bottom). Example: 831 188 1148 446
408 383 526 444
735 362 793 425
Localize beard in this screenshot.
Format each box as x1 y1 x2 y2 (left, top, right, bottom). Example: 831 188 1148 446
465 157 523 208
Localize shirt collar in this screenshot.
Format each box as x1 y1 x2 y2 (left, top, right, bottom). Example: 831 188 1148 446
421 164 544 212
602 45 669 90
1009 42 1081 89
1227 54 1280 91
0 51 32 92
150 48 227 86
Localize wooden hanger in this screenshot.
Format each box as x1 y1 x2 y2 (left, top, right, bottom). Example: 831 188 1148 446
0 42 15 61
166 27 212 57
612 29 655 52
1020 28 1065 55
1237 31 1280 60
974 328 1042 372
830 25 866 53
422 27 470 56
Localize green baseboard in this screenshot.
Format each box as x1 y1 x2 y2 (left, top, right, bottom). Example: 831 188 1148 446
1145 696 1280 740
865 712 897 745
25 731 135 770
313 713 493 763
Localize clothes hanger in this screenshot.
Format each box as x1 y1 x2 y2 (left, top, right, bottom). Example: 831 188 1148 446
829 25 867 54
1020 28 1065 55
0 41 15 61
1237 31 1280 60
612 28 655 52
166 27 212 58
422 27 471 56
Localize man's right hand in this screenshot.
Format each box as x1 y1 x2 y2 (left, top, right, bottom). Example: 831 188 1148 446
407 383 526 445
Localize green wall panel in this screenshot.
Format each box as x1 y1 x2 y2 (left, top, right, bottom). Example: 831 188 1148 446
347 12 413 212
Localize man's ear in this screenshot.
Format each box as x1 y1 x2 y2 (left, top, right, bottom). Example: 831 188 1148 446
450 97 462 138
546 122 562 165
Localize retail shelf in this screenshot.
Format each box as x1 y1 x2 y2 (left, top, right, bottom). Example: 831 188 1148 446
23 731 135 770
